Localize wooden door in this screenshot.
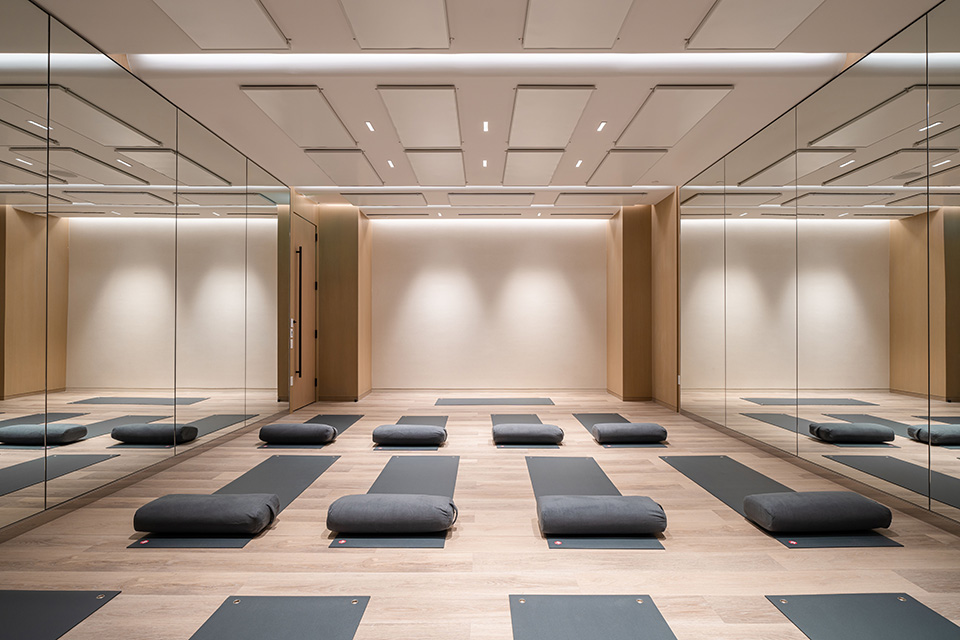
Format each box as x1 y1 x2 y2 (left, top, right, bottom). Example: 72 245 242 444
289 213 317 411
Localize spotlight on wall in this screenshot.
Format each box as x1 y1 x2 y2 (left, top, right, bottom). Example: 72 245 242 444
365 121 375 132
596 121 607 132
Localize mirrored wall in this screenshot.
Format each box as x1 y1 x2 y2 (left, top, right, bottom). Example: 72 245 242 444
0 0 287 529
680 0 960 524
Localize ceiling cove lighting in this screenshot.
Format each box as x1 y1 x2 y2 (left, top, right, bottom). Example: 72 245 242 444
365 121 375 132
15 158 32 165
483 121 489 132
932 159 952 168
839 159 856 168
116 158 132 167
387 160 395 168
27 120 49 130
919 121 943 132
596 121 607 132
576 159 583 167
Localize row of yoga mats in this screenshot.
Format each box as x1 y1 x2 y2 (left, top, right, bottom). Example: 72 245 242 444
4 591 958 640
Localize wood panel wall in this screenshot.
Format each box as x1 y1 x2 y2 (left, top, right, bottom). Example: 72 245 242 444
890 212 933 398
275 200 291 402
942 207 960 401
652 189 680 409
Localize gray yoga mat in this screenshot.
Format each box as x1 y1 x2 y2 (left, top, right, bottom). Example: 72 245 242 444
0 412 87 428
661 455 899 548
743 413 899 448
332 455 459 549
0 455 118 497
0 590 120 639
743 397 876 406
526 457 662 550
306 414 363 432
132 455 338 548
436 397 554 405
919 416 960 425
573 413 667 448
826 455 960 510
492 414 542 425
509 595 677 640
72 397 206 405
397 415 448 427
189 595 369 640
767 593 960 640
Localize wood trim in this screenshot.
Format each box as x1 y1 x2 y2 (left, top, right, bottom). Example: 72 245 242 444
621 205 652 397
357 213 372 397
605 211 624 396
889 213 930 396
944 207 960 401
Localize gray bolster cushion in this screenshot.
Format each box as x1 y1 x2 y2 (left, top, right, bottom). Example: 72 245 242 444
133 493 280 535
0 423 86 446
259 423 337 445
907 424 960 446
372 424 447 446
111 423 198 445
742 491 892 533
492 423 564 444
536 495 667 535
590 422 667 444
808 422 895 443
327 494 458 533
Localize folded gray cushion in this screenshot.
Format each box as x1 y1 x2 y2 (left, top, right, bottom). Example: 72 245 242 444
590 422 667 444
111 423 197 445
808 422 894 443
907 424 960 446
0 423 86 446
492 423 563 444
327 493 458 533
537 495 666 535
743 491 892 533
133 493 280 535
259 422 337 445
372 424 447 446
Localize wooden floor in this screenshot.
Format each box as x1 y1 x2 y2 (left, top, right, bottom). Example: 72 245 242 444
1 390 959 639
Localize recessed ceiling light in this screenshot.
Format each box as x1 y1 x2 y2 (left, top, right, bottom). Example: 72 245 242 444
365 121 375 132
839 159 856 168
932 159 952 168
387 160 395 168
483 121 489 132
537 212 541 216
839 212 849 217
596 121 607 132
919 121 943 132
575 160 583 168
116 158 132 167
482 160 488 168
739 212 748 217
212 211 221 216
15 158 33 166
438 212 442 217
27 120 50 130
111 210 121 216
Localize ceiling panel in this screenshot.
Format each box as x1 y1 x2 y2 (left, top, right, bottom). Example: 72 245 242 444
739 149 854 186
379 86 460 148
152 0 288 50
784 192 894 206
241 86 355 148
13 147 148 185
448 192 535 205
503 150 563 185
305 149 383 185
340 0 450 49
913 162 960 187
0 158 48 185
340 192 427 205
522 0 634 49
687 0 825 50
0 190 68 205
922 123 960 148
553 192 647 206
63 190 173 206
0 85 160 147
406 150 465 185
588 149 666 186
680 192 781 206
116 148 231 186
179 192 276 206
508 86 593 148
618 85 732 148
0 119 47 146
889 192 960 207
825 148 957 186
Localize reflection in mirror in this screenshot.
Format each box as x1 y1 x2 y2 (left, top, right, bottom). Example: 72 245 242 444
0 0 49 529
679 160 726 428
795 16 931 510
42 16 178 511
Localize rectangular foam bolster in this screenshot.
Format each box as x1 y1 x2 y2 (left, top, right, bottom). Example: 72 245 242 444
743 491 892 533
537 495 666 535
134 493 280 535
327 494 457 533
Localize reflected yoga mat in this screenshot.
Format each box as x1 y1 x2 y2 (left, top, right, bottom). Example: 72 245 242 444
72 397 206 405
526 456 663 549
743 413 899 448
132 455 338 548
509 595 677 640
189 596 369 640
109 414 255 448
825 455 960 510
331 455 459 548
0 590 120 640
767 593 960 640
436 398 553 405
574 413 667 448
0 412 86 428
661 455 899 548
743 398 876 406
918 416 960 425
0 455 118 497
